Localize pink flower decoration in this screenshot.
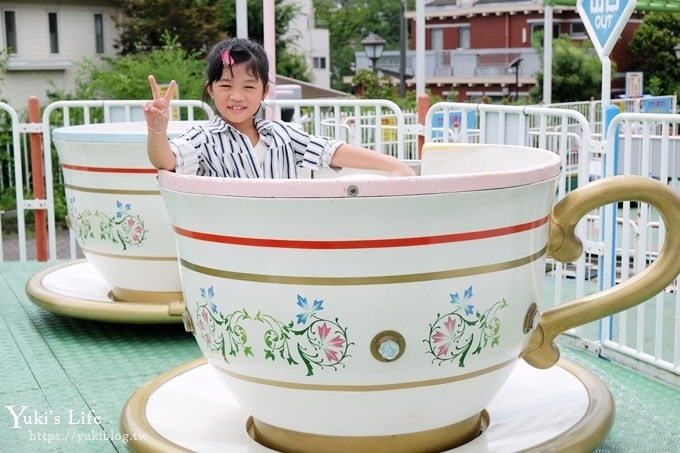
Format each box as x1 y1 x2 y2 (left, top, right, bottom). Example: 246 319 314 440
221 50 235 67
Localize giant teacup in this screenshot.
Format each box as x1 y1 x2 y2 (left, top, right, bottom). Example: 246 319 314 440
53 121 202 303
157 143 680 453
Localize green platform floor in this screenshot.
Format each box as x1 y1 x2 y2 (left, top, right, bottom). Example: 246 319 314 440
1 261 679 453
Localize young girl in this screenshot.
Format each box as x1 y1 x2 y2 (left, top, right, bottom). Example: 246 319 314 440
144 37 415 178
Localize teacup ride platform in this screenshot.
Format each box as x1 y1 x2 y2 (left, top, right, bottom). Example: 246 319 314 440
24 121 198 324
25 259 184 324
120 356 614 452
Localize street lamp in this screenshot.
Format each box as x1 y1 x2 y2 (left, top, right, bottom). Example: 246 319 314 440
508 56 523 101
362 32 386 72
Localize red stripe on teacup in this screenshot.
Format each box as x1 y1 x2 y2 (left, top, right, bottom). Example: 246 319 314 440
173 215 549 249
62 163 157 174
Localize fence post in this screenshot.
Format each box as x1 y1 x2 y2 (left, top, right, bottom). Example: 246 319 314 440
417 93 430 159
28 96 47 261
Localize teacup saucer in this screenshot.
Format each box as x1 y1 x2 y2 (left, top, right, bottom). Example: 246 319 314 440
25 259 184 324
121 357 614 452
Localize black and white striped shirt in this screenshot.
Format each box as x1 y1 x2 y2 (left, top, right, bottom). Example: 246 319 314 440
169 117 343 178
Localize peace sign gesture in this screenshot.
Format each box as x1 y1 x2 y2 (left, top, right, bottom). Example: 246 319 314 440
144 75 176 135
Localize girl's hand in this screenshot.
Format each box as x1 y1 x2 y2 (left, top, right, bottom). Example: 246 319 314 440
143 75 176 135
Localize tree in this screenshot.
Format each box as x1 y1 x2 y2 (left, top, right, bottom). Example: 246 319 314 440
627 12 680 95
113 0 310 82
530 34 606 103
0 48 8 99
314 0 407 91
70 34 206 101
113 0 226 54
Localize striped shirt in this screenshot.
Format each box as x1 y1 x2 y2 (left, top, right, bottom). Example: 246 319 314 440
169 116 343 178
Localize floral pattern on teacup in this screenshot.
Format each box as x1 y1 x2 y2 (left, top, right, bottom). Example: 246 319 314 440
194 287 353 377
425 286 507 367
67 197 147 250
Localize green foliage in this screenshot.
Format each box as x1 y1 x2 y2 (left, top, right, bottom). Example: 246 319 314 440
627 12 680 95
647 76 665 96
352 69 441 110
0 48 8 87
113 0 226 54
530 35 607 103
113 0 311 81
72 33 206 101
275 50 311 83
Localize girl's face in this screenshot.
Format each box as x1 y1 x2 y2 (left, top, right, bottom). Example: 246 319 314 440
208 63 269 131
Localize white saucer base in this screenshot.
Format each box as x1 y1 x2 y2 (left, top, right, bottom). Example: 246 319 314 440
121 358 614 452
25 259 184 324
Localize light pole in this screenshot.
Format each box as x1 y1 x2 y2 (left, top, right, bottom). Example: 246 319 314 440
508 57 523 101
675 43 680 62
362 32 386 72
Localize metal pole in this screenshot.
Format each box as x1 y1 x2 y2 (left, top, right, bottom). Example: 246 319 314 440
399 0 406 98
543 5 553 104
416 0 425 96
236 0 248 38
28 97 47 261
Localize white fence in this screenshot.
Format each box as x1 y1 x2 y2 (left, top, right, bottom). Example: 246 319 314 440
1 97 679 383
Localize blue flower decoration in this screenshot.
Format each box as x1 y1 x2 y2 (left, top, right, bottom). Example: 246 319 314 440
200 286 215 301
295 294 324 325
115 200 132 219
450 286 475 315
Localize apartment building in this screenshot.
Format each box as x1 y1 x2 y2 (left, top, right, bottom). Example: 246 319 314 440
356 0 643 102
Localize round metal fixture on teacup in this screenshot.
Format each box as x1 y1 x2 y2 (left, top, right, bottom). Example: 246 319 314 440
371 330 406 362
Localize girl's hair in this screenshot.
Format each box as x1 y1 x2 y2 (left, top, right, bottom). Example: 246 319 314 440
202 38 270 102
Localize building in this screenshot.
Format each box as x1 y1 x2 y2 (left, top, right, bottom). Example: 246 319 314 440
0 0 119 110
0 0 335 112
355 0 643 102
285 0 331 89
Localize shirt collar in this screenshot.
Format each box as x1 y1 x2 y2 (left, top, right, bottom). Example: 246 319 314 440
206 116 274 135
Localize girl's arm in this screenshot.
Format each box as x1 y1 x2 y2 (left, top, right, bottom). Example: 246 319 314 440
330 143 415 176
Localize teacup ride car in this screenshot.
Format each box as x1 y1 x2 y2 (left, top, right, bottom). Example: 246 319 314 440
25 121 202 324
120 143 680 452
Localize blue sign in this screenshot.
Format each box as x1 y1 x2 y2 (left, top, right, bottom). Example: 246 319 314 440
577 0 637 57
643 97 673 114
431 111 477 140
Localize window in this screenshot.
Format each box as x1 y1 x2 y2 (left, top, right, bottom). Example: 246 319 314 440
94 14 104 54
570 23 586 37
431 28 443 51
459 26 470 49
531 23 560 44
313 57 326 70
4 11 17 54
48 12 58 54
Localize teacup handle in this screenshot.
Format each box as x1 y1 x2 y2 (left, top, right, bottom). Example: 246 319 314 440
521 175 680 369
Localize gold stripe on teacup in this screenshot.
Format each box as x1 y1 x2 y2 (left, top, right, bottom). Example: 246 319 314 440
81 247 178 261
212 357 516 392
64 183 160 196
180 245 547 285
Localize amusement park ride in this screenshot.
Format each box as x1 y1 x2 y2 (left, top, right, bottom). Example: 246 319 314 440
3 1 679 452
